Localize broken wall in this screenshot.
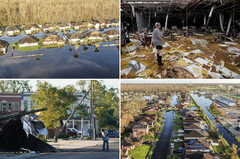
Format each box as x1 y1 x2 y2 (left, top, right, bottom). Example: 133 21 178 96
136 12 148 31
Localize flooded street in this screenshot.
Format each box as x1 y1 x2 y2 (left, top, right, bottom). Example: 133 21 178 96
191 93 240 155
152 111 174 159
0 28 119 78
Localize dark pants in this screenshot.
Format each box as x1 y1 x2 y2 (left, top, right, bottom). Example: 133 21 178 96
103 139 109 151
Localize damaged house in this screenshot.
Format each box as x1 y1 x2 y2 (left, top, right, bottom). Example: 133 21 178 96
121 0 240 79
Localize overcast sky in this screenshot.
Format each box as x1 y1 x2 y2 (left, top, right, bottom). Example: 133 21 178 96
26 79 119 91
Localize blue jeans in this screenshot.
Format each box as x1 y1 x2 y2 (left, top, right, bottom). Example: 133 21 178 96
103 139 109 151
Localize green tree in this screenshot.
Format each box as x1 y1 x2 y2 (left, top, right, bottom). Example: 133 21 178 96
76 80 87 91
0 80 32 93
92 80 119 129
31 81 78 129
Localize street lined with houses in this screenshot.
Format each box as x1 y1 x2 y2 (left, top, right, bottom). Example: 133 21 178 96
121 84 240 159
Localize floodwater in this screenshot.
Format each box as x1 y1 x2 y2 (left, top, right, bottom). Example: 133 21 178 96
152 111 174 159
171 94 179 107
191 93 240 155
0 28 119 78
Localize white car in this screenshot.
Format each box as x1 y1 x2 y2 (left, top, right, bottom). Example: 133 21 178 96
174 138 183 142
171 143 174 148
178 133 184 136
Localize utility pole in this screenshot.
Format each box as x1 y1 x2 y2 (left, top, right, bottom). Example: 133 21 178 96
92 81 96 140
89 82 92 137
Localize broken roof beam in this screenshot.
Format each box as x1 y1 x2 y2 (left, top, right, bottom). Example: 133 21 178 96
0 108 47 121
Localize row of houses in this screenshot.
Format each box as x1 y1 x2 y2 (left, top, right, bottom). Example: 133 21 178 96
179 108 218 159
2 29 119 49
0 92 97 137
0 20 119 36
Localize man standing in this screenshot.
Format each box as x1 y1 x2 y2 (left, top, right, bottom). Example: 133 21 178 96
152 22 166 66
101 129 109 151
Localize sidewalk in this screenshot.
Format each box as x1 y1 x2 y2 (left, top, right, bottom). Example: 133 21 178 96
47 138 119 152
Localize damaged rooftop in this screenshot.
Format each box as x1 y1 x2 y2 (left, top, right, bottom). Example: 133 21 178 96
121 0 240 79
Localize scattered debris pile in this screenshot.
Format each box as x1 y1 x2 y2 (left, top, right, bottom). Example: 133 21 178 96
121 31 240 79
0 108 56 153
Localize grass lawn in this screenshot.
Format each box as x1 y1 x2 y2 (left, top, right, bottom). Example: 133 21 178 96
143 134 154 141
213 145 224 154
167 154 182 159
129 145 150 159
41 44 65 48
147 145 156 159
16 45 40 51
175 118 182 123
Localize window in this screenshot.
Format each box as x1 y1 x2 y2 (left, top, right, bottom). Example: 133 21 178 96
8 103 12 111
2 103 6 112
14 103 19 111
24 100 28 111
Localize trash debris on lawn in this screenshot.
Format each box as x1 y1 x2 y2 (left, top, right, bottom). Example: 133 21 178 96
0 108 56 153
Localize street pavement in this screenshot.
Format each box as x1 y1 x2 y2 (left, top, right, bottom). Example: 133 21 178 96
0 138 119 159
48 138 119 152
28 152 119 159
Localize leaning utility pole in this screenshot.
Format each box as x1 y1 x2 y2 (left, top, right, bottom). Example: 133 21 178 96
92 81 96 140
55 87 91 142
89 82 92 137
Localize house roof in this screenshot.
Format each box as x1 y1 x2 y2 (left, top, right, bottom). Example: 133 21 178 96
184 139 210 149
129 136 143 143
132 124 147 129
183 118 201 124
25 25 39 30
184 123 201 130
0 40 9 49
42 24 54 28
72 22 83 26
7 26 19 31
122 138 134 147
85 31 102 37
42 34 63 42
184 130 209 138
103 29 119 35
19 36 38 44
58 23 68 27
68 32 84 39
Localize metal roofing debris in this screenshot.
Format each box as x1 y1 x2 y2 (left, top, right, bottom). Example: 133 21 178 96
227 47 240 55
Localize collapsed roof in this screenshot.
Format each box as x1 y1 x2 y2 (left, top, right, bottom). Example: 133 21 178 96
121 0 240 30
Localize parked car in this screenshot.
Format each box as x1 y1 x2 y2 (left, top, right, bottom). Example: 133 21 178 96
174 138 183 142
178 133 184 137
171 143 174 148
108 131 119 138
67 128 81 138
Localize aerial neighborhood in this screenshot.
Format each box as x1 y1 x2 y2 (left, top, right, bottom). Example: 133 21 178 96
0 19 120 54
121 84 240 159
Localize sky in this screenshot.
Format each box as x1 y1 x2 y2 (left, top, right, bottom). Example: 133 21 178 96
26 79 119 91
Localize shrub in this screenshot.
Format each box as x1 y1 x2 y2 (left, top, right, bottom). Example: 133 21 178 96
86 136 92 140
